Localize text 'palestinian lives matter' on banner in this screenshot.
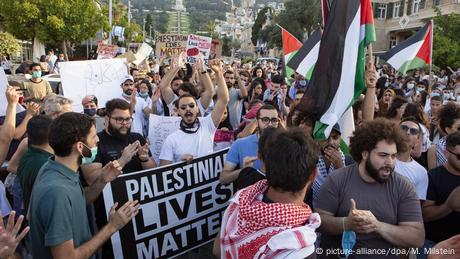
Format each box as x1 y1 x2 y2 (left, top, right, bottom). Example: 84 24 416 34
102 148 235 259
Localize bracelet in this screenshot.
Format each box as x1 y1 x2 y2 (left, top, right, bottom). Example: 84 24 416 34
201 71 207 74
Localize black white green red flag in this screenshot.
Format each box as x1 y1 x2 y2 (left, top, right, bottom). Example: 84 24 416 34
286 28 322 80
300 0 376 140
278 25 303 79
381 21 433 75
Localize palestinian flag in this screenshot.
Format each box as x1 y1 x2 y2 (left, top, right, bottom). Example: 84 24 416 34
278 25 303 79
298 0 376 140
381 21 433 75
286 28 322 80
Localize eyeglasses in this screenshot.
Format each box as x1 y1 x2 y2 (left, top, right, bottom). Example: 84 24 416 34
447 149 460 160
400 125 420 135
179 103 196 110
110 116 133 124
259 117 279 125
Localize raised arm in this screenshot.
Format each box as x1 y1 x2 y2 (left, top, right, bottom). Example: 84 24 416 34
362 60 377 122
197 58 214 110
210 60 230 127
158 58 181 105
234 66 248 99
0 86 18 165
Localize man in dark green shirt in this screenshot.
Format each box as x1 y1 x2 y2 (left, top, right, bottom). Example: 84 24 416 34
29 112 140 259
16 115 53 212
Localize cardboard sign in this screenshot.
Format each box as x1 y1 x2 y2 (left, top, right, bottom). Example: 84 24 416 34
102 149 234 259
186 34 212 65
155 34 188 59
97 44 119 59
134 43 153 66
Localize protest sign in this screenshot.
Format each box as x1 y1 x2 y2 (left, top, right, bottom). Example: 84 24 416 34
155 34 188 59
134 43 153 66
117 51 136 63
60 59 128 112
102 149 234 259
186 34 212 65
148 115 181 164
97 44 119 59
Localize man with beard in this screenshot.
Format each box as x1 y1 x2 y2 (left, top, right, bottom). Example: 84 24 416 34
219 104 280 184
422 132 460 255
159 59 229 165
316 118 424 259
81 99 155 259
29 113 139 259
119 75 150 136
225 66 248 130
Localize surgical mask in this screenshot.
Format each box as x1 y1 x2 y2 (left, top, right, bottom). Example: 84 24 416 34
81 143 98 164
83 108 97 117
342 230 356 258
138 92 149 98
299 80 307 87
417 87 425 92
431 92 441 97
407 83 415 90
32 71 42 78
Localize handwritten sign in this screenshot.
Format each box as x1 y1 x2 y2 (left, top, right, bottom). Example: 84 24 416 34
155 34 188 59
133 43 153 66
148 115 181 164
97 44 119 59
186 34 212 65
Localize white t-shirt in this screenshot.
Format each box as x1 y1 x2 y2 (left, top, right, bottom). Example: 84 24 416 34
395 158 428 200
159 115 217 163
122 96 148 136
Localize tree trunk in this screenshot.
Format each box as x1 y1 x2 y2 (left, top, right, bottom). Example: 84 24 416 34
61 40 69 61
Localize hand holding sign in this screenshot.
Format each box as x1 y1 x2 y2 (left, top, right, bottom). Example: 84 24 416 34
178 52 187 69
210 59 222 74
108 200 140 231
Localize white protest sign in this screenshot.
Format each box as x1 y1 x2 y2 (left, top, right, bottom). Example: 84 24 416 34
60 59 128 112
133 43 153 66
102 149 233 259
0 70 8 116
186 34 212 65
148 114 181 164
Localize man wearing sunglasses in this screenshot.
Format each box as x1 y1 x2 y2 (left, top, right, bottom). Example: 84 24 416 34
159 59 229 165
395 117 428 201
422 132 460 256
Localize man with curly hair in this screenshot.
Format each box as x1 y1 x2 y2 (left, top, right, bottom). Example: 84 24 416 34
315 118 425 259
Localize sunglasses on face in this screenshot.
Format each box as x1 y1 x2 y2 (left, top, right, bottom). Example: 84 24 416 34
259 117 279 124
447 149 460 160
179 103 196 110
400 125 420 135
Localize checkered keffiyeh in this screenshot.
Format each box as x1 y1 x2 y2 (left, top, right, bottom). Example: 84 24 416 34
220 180 321 259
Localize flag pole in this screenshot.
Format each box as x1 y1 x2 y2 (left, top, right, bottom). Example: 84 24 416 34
429 19 434 93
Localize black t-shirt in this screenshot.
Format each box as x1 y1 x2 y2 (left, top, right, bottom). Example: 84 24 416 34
236 167 266 190
94 130 148 173
425 165 460 243
93 130 148 259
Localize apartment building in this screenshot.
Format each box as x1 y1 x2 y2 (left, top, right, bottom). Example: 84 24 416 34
372 0 460 54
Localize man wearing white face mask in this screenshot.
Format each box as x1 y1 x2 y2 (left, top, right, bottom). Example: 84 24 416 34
23 63 53 101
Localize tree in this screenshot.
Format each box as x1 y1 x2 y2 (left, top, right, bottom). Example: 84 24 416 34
432 8 460 69
251 7 272 46
0 32 21 56
0 0 107 59
145 14 153 33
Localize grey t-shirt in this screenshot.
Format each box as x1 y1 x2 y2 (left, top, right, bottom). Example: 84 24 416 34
228 88 243 130
316 164 422 259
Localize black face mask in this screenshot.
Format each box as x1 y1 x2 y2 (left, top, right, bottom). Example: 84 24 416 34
180 119 200 134
107 122 130 140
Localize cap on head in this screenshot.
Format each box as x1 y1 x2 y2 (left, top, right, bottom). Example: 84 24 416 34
122 75 134 84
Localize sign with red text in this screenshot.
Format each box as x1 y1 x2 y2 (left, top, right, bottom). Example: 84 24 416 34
185 34 212 65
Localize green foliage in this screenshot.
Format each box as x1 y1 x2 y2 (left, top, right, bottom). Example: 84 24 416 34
251 7 271 46
0 32 21 56
0 0 106 45
432 8 460 69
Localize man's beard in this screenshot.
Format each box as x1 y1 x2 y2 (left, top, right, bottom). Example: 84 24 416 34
108 122 130 139
365 158 394 183
226 82 233 88
123 89 133 96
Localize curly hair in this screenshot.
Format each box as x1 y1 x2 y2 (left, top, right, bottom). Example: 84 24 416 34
438 102 460 133
350 118 406 162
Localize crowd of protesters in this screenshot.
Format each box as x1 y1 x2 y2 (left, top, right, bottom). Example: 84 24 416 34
0 49 459 259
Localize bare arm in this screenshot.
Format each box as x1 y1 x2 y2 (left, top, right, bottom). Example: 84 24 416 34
427 145 437 170
236 120 257 139
6 138 28 174
213 234 221 258
362 61 376 122
376 221 425 248
159 159 172 167
219 162 240 184
0 91 17 165
51 201 139 259
235 70 248 99
316 209 347 235
210 61 230 127
422 200 453 222
198 70 214 110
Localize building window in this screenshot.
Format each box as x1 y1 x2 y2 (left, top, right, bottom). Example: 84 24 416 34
390 36 397 48
393 2 401 18
377 3 387 19
433 0 440 5
412 0 421 13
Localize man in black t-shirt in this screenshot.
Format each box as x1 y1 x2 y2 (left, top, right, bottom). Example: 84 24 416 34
422 132 460 248
81 98 156 258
